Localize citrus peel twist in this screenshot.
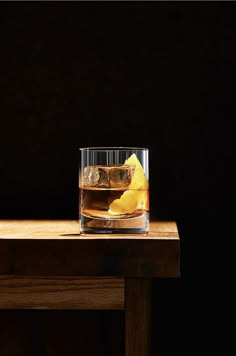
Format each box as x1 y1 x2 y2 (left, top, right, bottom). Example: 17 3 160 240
108 153 148 215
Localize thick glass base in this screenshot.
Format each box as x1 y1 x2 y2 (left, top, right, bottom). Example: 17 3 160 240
80 213 149 235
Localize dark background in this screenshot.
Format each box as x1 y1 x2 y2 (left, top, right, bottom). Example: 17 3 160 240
0 2 235 355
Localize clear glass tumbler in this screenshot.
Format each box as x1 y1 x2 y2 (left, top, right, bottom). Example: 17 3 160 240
79 147 149 234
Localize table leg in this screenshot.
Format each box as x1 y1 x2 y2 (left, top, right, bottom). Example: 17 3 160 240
125 278 152 356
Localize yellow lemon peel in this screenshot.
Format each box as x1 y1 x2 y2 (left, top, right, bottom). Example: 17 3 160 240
108 153 148 215
124 153 148 189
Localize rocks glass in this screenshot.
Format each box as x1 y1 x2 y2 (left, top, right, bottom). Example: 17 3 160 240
79 147 149 234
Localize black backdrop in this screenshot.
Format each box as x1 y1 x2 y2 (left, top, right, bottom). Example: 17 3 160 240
0 2 235 355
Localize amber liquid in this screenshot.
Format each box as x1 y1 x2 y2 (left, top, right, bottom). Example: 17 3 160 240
80 186 149 234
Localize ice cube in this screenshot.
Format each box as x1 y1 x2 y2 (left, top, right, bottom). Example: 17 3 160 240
109 167 134 188
83 166 108 187
83 165 135 188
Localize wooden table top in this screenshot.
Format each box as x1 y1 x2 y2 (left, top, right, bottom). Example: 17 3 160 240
0 220 180 278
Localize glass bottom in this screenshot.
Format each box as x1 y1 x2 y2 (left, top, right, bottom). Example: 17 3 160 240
80 213 149 234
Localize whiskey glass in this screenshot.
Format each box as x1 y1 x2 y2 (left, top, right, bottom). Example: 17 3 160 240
79 147 149 234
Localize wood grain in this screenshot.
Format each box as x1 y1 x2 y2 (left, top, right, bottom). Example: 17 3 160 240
0 221 179 355
0 276 124 310
0 220 180 278
125 278 152 356
0 220 178 239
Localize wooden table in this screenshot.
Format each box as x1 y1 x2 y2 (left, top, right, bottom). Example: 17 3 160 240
0 220 180 356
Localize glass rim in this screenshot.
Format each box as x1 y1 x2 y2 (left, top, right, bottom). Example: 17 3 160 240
79 147 149 151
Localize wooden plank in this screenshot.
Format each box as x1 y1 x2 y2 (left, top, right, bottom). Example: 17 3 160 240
0 276 124 310
0 238 179 278
0 220 180 278
0 220 178 239
125 278 152 356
